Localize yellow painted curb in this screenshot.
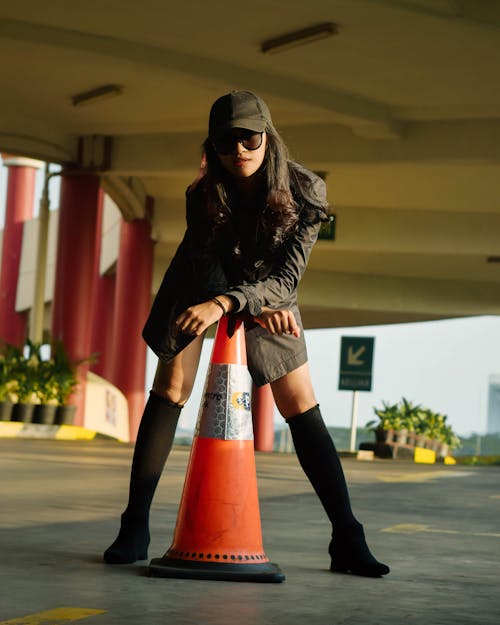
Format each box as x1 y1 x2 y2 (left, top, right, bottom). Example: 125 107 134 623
55 426 97 440
0 422 24 437
357 450 374 461
414 446 436 464
0 422 97 440
444 456 457 465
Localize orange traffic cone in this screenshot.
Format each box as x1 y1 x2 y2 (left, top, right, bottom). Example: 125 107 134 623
149 315 285 582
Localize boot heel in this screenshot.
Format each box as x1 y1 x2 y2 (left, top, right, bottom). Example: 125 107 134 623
103 515 150 564
329 526 390 577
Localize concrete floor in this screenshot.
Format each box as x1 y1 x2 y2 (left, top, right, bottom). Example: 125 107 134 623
1 438 499 625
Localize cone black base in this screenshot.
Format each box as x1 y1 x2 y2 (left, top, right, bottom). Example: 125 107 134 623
149 557 285 583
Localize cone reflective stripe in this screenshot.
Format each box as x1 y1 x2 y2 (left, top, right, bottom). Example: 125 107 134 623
149 316 285 582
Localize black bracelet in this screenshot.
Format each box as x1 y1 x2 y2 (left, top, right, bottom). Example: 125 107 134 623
211 297 228 316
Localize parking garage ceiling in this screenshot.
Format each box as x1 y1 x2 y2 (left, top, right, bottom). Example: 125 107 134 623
1 0 499 327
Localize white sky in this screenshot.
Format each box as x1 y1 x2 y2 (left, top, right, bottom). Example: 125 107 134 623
2 163 499 436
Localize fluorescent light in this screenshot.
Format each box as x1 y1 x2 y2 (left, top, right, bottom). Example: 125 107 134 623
261 22 339 54
71 84 123 107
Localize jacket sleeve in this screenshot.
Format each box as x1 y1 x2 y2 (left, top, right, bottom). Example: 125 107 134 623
224 206 323 316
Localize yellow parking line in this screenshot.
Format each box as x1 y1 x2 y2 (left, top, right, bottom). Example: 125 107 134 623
0 608 105 625
377 470 472 483
381 523 430 533
382 524 500 538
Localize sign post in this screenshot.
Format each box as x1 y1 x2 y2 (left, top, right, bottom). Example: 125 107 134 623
349 390 359 453
338 337 375 452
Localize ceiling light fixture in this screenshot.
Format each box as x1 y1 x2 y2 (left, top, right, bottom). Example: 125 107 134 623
261 22 339 54
71 84 123 107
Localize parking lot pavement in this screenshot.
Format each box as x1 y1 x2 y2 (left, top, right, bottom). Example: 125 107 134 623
1 438 499 625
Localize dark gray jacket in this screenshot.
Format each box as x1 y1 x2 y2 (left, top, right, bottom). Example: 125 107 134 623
142 163 327 362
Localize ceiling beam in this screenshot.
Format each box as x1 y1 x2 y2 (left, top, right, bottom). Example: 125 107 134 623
331 205 500 256
299 269 500 316
0 17 400 138
104 118 500 179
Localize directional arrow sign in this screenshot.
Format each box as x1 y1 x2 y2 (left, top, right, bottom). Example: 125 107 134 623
339 337 374 391
348 345 366 366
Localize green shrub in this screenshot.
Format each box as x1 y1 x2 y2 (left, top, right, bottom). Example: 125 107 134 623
366 397 461 450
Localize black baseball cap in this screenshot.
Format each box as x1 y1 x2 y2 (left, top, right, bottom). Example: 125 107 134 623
208 91 272 140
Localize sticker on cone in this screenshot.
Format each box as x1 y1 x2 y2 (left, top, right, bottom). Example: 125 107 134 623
196 363 253 440
149 316 285 582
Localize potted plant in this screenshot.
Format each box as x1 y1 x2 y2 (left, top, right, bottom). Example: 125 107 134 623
413 409 429 448
51 341 79 425
33 358 59 425
367 398 422 445
398 398 423 446
366 401 399 443
436 422 461 458
10 343 40 423
0 343 18 420
419 409 447 451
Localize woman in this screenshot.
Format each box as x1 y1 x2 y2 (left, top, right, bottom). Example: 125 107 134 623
104 91 389 577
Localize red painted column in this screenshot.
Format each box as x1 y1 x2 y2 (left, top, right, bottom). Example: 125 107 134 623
89 190 116 379
51 174 101 426
90 272 116 379
110 206 154 441
0 156 41 345
252 383 276 452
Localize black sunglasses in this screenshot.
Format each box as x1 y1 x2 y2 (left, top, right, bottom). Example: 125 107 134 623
212 130 264 155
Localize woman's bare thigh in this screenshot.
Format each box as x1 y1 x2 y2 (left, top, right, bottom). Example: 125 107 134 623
270 362 317 419
152 333 205 405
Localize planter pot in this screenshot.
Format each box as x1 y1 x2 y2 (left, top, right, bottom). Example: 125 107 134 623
437 443 449 458
375 427 394 444
415 434 427 448
395 428 408 445
406 431 417 447
56 404 77 425
12 402 35 423
33 404 57 425
0 400 14 421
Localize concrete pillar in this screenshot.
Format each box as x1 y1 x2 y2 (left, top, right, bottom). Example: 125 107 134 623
0 155 42 345
89 190 117 379
90 272 116 379
110 204 154 441
252 383 276 452
51 174 101 426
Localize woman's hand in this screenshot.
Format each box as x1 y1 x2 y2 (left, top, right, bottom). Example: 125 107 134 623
253 307 300 338
175 301 223 336
175 295 233 336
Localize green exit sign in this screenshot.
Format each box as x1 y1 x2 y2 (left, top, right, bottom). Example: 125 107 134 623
338 336 375 391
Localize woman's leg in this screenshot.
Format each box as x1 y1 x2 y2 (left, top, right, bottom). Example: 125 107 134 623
104 335 204 564
270 363 389 577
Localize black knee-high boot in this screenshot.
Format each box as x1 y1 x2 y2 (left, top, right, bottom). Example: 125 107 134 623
103 392 182 564
287 405 389 577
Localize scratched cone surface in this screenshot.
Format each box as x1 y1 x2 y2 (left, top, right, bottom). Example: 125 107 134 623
149 316 285 582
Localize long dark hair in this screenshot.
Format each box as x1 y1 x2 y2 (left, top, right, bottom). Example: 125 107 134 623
202 123 300 248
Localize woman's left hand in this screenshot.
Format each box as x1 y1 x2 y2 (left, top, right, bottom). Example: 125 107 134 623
253 307 301 338
175 301 224 336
